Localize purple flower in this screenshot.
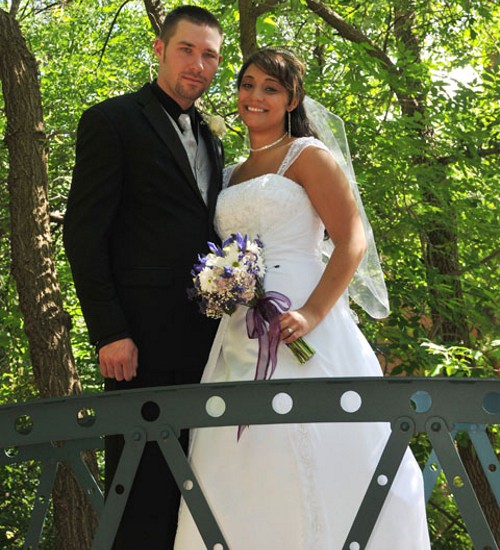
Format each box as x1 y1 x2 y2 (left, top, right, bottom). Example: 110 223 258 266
207 241 223 256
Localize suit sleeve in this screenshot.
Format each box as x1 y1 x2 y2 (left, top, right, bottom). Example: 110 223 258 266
63 106 130 345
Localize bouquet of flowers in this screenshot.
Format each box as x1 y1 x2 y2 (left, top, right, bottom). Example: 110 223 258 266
189 233 315 381
188 232 265 319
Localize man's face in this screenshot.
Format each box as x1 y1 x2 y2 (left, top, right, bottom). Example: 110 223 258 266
154 19 222 110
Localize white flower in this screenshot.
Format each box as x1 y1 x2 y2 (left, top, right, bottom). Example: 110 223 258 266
212 255 229 269
246 241 261 255
198 268 217 292
204 254 223 269
204 114 226 138
223 242 242 267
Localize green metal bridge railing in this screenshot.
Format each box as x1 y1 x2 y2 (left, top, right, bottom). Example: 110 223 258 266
1 377 499 550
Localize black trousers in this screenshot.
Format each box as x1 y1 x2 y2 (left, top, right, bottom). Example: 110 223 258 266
104 369 201 550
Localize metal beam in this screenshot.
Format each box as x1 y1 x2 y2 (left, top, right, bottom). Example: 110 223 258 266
0 377 498 549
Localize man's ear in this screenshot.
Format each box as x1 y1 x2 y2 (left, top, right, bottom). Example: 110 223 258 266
153 38 164 60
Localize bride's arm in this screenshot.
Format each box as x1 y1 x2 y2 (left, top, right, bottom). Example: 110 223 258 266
279 146 367 342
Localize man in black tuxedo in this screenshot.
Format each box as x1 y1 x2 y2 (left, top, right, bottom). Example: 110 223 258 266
63 6 223 549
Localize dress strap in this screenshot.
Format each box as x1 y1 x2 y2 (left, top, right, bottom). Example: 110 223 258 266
222 164 237 188
277 137 329 176
224 138 328 187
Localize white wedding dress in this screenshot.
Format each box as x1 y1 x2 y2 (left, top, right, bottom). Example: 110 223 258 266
174 138 430 550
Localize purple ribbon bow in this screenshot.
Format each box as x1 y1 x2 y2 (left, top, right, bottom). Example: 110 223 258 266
237 291 291 440
246 290 292 381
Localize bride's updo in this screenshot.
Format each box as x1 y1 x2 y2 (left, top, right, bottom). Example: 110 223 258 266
236 47 317 138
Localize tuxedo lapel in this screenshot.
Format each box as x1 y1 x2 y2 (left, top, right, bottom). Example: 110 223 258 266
136 85 223 213
199 117 224 219
139 87 204 203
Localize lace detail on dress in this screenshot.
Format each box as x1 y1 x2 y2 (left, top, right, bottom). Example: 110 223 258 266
295 424 324 549
215 174 317 247
277 137 329 177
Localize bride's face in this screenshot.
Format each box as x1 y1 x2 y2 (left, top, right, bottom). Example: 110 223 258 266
237 64 294 133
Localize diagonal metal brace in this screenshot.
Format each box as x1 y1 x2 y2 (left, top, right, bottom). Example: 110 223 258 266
155 424 230 550
342 416 416 550
23 461 58 550
467 425 500 505
69 453 104 515
90 428 147 550
426 416 499 550
423 424 500 505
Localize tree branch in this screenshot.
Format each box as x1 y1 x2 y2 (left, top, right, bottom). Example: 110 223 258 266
27 1 77 19
478 145 500 158
449 249 500 277
254 0 283 18
238 0 259 59
10 0 21 17
98 0 132 67
437 143 500 166
50 211 65 225
143 0 166 36
304 0 398 73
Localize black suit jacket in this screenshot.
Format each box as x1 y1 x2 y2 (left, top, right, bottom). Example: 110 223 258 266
64 84 222 378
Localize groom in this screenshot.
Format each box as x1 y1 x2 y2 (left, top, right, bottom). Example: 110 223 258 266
63 6 223 549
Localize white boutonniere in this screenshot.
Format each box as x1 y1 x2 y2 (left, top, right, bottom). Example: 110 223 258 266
202 114 227 138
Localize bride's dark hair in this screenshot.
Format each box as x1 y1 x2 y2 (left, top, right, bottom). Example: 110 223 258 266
236 47 317 138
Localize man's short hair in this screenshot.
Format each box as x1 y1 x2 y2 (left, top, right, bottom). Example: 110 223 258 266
159 5 223 44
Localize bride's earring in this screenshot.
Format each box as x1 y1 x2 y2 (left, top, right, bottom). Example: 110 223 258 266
287 110 292 138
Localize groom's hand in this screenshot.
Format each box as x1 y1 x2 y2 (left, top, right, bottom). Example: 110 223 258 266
99 338 138 381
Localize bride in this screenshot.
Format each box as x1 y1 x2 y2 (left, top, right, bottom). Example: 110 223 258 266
174 47 431 549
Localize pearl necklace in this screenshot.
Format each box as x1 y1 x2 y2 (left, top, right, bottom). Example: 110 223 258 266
249 132 287 152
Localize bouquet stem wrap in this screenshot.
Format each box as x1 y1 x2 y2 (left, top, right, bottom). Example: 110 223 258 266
246 290 291 382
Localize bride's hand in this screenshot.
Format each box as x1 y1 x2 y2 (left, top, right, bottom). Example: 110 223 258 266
279 308 320 343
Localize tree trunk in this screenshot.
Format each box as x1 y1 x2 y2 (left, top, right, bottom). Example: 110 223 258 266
459 438 500 544
0 9 98 549
238 0 259 59
237 0 287 59
393 0 470 346
394 2 495 536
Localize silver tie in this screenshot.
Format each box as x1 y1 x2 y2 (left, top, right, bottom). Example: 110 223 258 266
178 113 198 174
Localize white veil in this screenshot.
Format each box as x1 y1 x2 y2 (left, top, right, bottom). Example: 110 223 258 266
304 96 390 319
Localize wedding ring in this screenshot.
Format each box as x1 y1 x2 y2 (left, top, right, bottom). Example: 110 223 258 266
288 328 293 334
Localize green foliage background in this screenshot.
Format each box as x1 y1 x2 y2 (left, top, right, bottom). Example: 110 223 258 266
0 0 498 548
